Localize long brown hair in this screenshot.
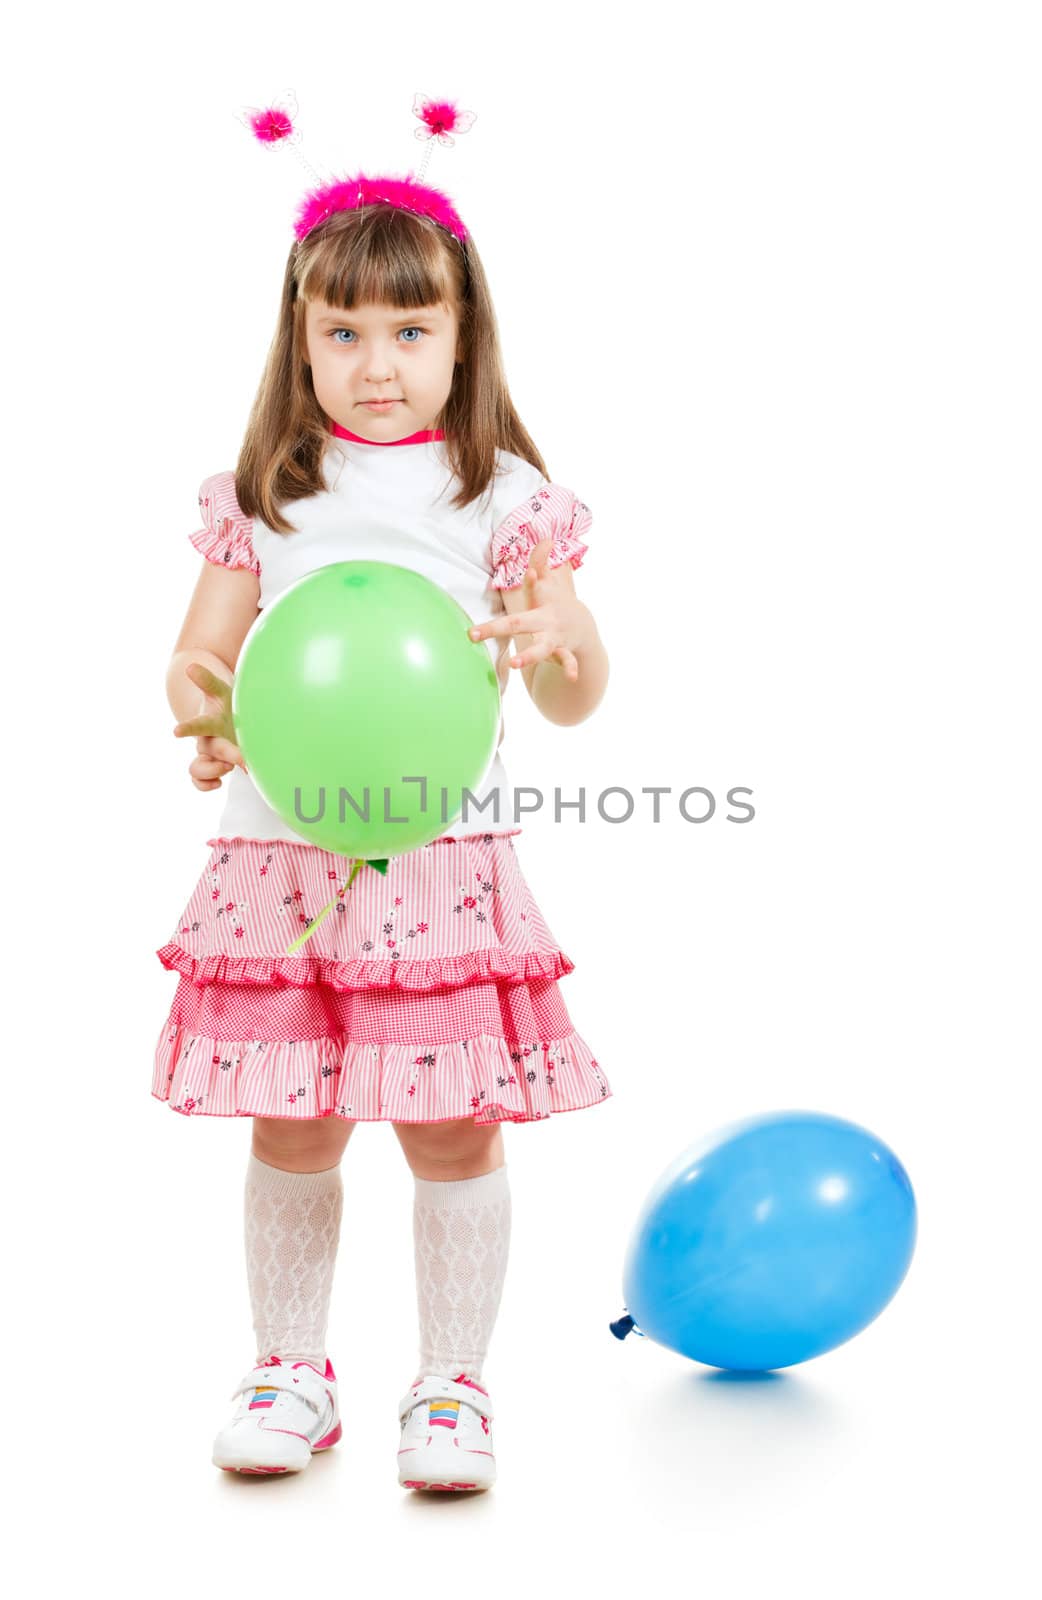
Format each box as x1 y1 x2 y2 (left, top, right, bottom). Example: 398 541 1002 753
233 205 548 534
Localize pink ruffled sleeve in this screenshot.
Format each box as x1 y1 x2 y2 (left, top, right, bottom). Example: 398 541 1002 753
489 482 591 590
188 471 261 576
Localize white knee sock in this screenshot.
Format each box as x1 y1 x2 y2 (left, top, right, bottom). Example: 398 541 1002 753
412 1164 512 1382
243 1152 344 1367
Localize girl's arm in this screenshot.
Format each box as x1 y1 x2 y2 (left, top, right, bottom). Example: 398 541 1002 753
472 541 609 727
166 561 261 725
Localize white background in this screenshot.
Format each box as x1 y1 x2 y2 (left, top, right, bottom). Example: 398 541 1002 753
7 1 1039 1594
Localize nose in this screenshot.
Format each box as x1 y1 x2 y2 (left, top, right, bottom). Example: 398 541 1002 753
363 342 398 385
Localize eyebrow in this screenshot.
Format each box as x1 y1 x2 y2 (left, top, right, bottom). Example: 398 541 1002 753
315 308 443 327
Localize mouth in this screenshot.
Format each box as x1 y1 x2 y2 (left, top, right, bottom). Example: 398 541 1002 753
361 399 402 409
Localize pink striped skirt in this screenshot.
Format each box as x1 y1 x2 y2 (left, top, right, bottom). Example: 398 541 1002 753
153 830 610 1127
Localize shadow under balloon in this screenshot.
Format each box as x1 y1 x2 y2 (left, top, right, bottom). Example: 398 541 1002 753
624 1362 849 1512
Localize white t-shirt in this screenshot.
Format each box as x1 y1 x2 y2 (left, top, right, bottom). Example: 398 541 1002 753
187 425 591 846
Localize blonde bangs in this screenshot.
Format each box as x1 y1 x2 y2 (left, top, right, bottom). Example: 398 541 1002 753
296 206 461 314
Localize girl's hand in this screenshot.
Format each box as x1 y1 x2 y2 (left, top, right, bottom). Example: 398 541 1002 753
468 538 594 681
173 662 249 790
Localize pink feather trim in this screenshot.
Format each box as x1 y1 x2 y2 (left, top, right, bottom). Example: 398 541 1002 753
293 172 468 242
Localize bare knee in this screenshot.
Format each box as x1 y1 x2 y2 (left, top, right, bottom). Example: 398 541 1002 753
251 1115 356 1173
393 1117 504 1180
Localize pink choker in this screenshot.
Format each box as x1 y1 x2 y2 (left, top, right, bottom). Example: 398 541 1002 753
328 418 445 447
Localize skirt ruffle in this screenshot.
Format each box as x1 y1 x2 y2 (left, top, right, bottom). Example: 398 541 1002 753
153 832 611 1126
155 941 574 991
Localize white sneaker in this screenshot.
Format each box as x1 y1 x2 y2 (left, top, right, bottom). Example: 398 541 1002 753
397 1373 497 1492
213 1354 341 1475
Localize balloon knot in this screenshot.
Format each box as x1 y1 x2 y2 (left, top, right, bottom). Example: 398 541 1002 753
609 1311 639 1341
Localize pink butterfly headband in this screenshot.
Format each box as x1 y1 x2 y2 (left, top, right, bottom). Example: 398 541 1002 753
237 90 476 243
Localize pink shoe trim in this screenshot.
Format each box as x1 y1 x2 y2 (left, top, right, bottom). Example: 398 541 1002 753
452 1374 489 1395
313 1421 342 1450
402 1480 480 1491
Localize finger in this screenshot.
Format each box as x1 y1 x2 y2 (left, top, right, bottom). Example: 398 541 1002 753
555 647 580 681
510 639 552 671
191 756 233 779
510 642 578 677
178 710 240 739
184 663 232 701
174 714 227 739
194 735 248 772
189 756 226 785
469 610 543 641
210 738 248 770
526 538 554 581
185 661 231 696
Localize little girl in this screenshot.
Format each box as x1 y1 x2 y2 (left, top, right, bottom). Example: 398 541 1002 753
156 117 611 1491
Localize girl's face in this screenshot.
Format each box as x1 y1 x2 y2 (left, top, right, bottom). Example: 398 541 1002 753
304 297 462 441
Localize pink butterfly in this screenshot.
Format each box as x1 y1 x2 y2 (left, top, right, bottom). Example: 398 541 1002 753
412 92 477 147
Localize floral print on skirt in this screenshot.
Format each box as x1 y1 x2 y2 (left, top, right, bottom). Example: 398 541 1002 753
153 831 610 1126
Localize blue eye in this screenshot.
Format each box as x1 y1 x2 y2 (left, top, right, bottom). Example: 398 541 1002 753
328 326 426 344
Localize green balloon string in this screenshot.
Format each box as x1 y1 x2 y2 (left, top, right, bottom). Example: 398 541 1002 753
284 857 390 954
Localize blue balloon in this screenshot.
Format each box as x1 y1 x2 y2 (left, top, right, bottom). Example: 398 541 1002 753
620 1111 917 1371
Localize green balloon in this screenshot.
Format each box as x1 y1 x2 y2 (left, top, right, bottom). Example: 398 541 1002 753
232 561 501 858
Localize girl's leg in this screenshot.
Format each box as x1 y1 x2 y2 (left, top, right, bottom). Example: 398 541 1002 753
244 1116 357 1367
392 1119 511 1382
